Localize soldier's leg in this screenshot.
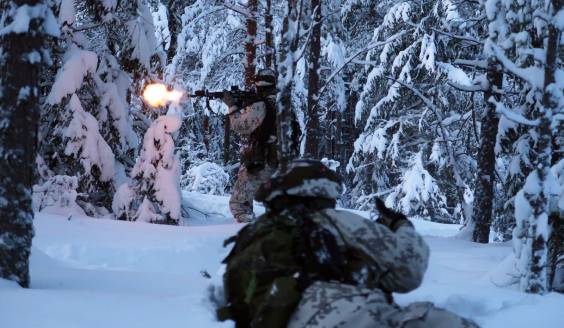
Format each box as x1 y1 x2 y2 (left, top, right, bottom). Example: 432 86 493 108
398 302 479 328
229 165 254 223
229 165 275 223
289 282 479 328
289 281 398 328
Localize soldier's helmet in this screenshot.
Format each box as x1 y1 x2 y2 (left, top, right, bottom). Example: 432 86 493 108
255 68 276 87
255 159 343 204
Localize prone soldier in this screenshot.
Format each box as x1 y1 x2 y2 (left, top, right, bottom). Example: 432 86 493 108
218 159 479 328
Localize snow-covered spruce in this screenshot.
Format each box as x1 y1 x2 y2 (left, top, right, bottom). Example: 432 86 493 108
37 0 164 216
347 0 476 222
183 162 230 196
113 116 182 224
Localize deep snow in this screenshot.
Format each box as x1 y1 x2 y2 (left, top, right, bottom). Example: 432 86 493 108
1 192 563 327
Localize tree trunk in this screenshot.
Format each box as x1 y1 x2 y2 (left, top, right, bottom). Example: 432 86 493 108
265 0 274 69
0 0 49 287
276 0 301 172
304 0 321 158
245 0 258 87
166 0 183 64
546 0 563 293
472 59 502 243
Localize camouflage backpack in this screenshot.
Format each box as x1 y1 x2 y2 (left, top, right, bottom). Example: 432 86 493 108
218 211 303 328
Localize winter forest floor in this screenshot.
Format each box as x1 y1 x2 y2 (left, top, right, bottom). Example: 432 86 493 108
1 192 563 328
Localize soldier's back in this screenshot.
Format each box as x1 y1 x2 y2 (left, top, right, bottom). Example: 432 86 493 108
220 211 302 328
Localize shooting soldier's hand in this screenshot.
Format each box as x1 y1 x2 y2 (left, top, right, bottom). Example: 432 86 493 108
375 198 413 231
222 92 235 107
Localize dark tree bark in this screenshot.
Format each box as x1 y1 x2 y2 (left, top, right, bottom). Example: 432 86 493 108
166 0 185 64
546 0 563 293
0 0 50 287
245 0 258 87
304 0 322 158
472 59 502 243
265 0 275 69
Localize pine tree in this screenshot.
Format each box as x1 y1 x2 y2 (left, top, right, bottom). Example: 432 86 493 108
0 0 58 287
113 116 182 224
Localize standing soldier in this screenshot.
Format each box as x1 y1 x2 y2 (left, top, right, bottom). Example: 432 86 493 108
221 69 279 223
218 160 479 328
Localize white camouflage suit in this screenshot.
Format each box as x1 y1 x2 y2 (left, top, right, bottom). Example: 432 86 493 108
287 209 480 328
228 96 277 222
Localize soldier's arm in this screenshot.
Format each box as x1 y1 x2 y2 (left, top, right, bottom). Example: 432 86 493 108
375 223 430 293
324 209 430 294
370 198 430 293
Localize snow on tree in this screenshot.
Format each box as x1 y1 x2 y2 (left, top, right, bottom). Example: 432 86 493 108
63 94 116 183
114 116 182 224
39 19 117 215
32 175 84 216
347 0 476 221
171 0 247 175
0 0 58 287
183 162 230 196
386 151 450 220
483 0 563 293
36 0 165 216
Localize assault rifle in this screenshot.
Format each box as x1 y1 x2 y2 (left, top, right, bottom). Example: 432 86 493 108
189 86 269 115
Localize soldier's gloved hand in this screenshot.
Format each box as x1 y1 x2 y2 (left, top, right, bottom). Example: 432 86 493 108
222 92 235 107
375 198 413 231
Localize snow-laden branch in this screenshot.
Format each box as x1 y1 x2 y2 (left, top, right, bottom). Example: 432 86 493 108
487 42 544 89
494 100 540 127
454 59 487 69
72 22 104 32
431 27 483 45
448 80 487 92
294 8 341 64
223 2 251 18
382 75 470 222
316 31 407 101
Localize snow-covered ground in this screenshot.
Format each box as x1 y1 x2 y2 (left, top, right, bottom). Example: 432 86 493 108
1 192 563 327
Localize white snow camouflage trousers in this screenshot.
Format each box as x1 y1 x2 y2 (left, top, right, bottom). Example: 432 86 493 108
229 164 275 222
289 281 479 328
